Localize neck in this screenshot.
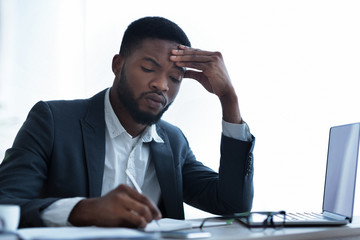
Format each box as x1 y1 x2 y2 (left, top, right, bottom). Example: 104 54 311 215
109 87 147 137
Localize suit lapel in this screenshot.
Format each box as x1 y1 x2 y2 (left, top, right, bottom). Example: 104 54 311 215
80 90 107 198
151 125 184 219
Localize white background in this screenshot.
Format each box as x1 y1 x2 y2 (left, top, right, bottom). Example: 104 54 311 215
1 0 360 219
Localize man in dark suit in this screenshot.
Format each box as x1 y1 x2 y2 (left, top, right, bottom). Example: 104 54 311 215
0 17 255 228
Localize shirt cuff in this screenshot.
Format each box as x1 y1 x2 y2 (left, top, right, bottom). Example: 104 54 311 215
41 197 85 227
222 120 252 142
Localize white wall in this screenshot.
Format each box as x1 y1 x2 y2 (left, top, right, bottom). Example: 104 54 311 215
1 0 360 219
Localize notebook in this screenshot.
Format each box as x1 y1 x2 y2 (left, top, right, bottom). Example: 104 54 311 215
241 122 360 227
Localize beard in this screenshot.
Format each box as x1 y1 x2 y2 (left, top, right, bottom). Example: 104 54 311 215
116 66 171 126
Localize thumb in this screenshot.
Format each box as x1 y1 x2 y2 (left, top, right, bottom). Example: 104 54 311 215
184 70 214 93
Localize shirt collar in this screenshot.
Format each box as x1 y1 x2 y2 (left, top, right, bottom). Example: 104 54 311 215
104 88 164 143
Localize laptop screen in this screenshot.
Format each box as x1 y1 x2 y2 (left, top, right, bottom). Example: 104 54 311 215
323 123 360 219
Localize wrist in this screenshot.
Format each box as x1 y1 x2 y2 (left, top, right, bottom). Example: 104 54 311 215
219 90 242 124
68 198 96 226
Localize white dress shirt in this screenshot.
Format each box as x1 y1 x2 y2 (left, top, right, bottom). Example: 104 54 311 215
41 89 252 226
101 88 163 203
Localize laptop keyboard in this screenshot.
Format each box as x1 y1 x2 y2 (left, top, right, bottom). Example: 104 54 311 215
286 212 324 221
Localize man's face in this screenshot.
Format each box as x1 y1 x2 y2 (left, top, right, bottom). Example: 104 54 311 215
114 39 184 125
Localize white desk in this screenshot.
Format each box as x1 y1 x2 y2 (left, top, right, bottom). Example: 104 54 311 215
181 217 360 240
5 217 360 240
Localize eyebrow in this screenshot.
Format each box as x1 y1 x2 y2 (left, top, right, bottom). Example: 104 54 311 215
143 57 185 74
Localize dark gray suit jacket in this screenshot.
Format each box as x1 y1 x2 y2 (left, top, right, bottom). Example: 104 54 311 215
0 89 255 228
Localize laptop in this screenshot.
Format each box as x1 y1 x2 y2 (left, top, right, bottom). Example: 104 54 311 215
241 122 360 227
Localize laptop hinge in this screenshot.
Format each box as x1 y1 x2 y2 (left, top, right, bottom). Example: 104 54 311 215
323 211 350 222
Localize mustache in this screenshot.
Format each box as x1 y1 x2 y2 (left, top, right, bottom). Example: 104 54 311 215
140 90 167 105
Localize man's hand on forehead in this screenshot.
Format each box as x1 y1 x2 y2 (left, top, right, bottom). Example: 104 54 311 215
170 44 242 124
169 45 234 98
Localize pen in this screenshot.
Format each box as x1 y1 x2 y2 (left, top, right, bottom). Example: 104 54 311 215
125 169 160 227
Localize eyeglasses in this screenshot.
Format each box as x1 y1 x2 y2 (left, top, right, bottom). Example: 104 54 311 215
199 211 287 230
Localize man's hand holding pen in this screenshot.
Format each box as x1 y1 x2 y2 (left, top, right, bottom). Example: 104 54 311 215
68 184 162 228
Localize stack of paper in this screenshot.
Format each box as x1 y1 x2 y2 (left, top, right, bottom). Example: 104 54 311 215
16 218 229 239
17 227 153 240
144 218 193 231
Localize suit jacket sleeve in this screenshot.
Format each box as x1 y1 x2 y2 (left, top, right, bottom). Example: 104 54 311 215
182 134 255 215
0 90 106 228
0 101 61 227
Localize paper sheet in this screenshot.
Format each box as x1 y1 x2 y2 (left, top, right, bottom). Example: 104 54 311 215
17 227 151 240
144 218 230 232
144 218 193 232
17 218 229 239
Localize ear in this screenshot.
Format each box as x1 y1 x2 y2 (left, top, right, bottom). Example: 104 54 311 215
112 54 124 75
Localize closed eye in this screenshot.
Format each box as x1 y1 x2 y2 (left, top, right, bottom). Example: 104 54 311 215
141 66 154 73
170 76 182 83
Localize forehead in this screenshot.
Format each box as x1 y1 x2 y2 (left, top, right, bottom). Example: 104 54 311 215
130 38 179 61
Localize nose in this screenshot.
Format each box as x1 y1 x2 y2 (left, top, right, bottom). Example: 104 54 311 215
150 75 169 92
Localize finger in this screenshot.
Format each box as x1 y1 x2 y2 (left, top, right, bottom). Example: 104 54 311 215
170 51 213 64
123 197 155 223
185 70 214 93
120 185 162 220
121 210 148 228
132 193 162 220
174 61 211 71
184 70 203 80
178 44 189 50
174 45 214 56
170 54 212 63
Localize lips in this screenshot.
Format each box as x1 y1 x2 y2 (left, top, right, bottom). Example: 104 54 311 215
144 93 166 109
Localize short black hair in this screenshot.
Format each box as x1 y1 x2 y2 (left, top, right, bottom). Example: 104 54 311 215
119 16 191 57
